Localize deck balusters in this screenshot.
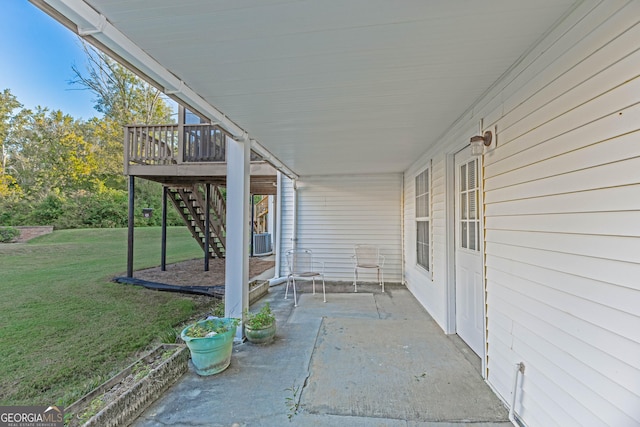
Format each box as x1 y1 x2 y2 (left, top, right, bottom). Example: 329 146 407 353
125 124 228 166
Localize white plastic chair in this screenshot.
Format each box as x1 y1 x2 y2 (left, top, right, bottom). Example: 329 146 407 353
352 244 385 293
285 249 326 307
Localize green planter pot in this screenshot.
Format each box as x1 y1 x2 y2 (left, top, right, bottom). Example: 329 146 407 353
181 318 237 376
244 320 276 344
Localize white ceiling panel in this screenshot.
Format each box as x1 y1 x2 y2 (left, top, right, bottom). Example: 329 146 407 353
65 0 578 175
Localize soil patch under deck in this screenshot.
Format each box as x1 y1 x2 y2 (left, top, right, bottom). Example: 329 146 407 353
133 257 275 288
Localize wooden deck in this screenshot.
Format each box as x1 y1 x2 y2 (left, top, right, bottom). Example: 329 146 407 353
124 123 277 194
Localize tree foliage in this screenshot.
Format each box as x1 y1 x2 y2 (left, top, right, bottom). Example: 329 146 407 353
71 43 173 126
9 108 99 196
0 226 20 243
0 42 180 229
0 89 28 197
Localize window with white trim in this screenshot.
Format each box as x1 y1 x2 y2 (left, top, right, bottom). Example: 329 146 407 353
415 167 430 271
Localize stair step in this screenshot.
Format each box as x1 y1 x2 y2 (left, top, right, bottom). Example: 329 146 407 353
166 184 226 258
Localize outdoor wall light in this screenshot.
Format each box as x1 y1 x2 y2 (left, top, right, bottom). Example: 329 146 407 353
470 130 493 156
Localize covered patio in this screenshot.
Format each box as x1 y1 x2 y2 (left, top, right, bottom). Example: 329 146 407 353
31 1 640 424
133 280 509 426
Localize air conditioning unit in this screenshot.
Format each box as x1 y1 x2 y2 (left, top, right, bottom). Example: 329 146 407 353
253 233 272 256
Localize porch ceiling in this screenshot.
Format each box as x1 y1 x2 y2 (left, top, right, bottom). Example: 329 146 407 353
36 0 577 176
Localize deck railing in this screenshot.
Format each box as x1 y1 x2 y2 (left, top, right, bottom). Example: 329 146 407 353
124 123 265 175
183 125 226 162
255 196 269 218
125 124 179 165
124 123 229 168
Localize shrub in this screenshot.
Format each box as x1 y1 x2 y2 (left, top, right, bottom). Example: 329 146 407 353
31 194 65 225
0 226 20 243
81 189 128 228
0 183 186 229
0 196 32 226
55 189 128 229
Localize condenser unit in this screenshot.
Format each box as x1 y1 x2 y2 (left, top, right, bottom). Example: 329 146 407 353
253 233 272 256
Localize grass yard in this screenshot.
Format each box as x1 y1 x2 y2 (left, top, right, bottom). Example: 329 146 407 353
0 227 213 407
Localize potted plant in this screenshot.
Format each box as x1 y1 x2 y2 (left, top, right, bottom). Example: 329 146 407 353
244 302 276 344
181 317 238 376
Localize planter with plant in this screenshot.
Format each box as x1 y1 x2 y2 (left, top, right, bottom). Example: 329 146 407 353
181 317 239 376
244 302 276 344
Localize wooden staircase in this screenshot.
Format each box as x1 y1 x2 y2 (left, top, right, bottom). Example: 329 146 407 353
167 184 226 258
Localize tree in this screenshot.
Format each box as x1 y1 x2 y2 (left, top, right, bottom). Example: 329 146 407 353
82 116 126 188
71 42 174 126
8 107 99 197
70 42 175 188
0 42 178 228
0 89 28 197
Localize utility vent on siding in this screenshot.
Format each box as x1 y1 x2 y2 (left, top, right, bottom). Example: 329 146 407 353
253 233 272 256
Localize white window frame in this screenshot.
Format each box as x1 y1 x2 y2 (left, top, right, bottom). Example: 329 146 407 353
415 163 431 272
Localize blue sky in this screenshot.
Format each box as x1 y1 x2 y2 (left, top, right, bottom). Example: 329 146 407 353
0 1 100 119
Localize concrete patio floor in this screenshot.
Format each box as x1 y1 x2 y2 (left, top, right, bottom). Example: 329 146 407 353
133 278 510 427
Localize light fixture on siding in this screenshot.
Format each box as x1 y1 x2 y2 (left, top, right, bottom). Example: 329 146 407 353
470 130 493 156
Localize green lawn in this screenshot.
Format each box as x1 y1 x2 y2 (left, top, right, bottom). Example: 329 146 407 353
0 227 212 406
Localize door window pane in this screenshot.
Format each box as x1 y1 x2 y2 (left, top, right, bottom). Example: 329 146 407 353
459 158 480 252
461 194 467 220
469 190 476 220
468 159 476 189
461 164 467 191
469 221 476 251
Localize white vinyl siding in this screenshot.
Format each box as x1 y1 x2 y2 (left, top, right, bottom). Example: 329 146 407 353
277 175 295 267
481 2 640 425
403 152 448 326
403 1 640 425
415 167 430 271
278 174 402 283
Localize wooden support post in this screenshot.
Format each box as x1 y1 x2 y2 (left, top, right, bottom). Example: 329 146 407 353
250 194 255 257
205 183 211 272
177 105 185 164
161 186 167 271
123 127 130 175
127 176 135 278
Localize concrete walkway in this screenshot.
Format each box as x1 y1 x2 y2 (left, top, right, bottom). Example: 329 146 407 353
133 279 510 427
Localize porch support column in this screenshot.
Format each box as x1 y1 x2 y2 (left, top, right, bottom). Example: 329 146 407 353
161 186 167 271
225 134 250 338
273 172 282 278
204 183 211 272
126 176 135 278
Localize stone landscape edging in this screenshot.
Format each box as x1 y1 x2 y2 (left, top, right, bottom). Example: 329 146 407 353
66 344 188 427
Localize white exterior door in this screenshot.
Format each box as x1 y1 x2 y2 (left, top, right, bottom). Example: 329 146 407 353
454 147 485 357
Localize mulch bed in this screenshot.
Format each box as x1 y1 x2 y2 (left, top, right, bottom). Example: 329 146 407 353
133 257 275 288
